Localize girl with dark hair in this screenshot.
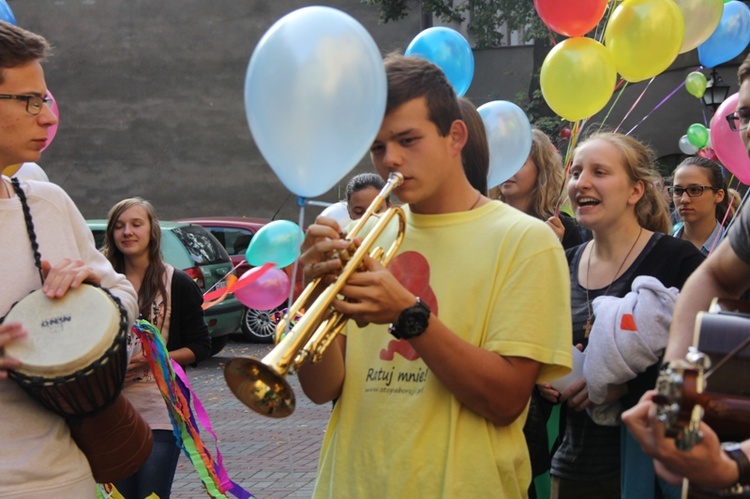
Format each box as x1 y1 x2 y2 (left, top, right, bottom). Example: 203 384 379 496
671 156 728 255
104 197 211 499
345 172 390 220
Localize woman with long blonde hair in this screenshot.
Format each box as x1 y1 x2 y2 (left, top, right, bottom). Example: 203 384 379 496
493 128 583 248
543 133 704 499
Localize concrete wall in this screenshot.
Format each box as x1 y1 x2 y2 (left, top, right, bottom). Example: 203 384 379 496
8 1 749 223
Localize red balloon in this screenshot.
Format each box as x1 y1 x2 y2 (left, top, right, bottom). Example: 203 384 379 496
559 127 572 140
534 0 609 37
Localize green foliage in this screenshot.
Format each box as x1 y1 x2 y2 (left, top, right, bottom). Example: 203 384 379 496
364 0 546 49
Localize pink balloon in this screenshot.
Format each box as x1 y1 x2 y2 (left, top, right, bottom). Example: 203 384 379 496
234 266 290 310
711 92 750 184
41 89 59 152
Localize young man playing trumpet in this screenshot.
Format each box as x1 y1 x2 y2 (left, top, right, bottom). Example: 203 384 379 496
297 54 572 498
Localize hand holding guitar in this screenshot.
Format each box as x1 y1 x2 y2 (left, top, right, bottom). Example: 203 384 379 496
622 390 740 489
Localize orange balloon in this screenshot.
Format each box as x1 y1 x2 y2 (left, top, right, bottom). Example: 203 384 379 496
540 37 617 122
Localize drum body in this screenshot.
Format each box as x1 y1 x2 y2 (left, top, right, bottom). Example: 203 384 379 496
4 284 154 483
4 283 129 417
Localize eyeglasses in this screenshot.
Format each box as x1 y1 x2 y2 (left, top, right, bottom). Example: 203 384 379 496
668 185 719 198
0 94 53 116
726 110 750 133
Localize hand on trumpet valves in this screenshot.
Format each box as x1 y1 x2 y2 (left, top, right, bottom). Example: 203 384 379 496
300 217 352 283
332 254 418 328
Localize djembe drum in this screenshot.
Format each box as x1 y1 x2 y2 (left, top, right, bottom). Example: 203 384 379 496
3 284 153 483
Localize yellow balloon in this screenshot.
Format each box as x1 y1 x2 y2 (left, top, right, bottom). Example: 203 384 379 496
2 164 21 177
604 0 685 82
673 0 724 53
540 37 617 122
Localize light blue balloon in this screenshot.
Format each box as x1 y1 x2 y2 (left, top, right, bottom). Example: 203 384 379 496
477 101 532 189
245 220 304 268
0 0 16 25
697 0 750 68
244 7 387 199
405 27 474 97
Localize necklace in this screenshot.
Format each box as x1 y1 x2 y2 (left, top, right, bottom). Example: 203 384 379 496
468 190 481 211
583 226 643 337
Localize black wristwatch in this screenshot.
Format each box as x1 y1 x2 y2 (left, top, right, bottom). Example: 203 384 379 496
722 442 750 492
388 297 431 340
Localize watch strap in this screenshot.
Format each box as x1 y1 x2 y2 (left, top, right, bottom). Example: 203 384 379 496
723 442 750 491
388 297 430 340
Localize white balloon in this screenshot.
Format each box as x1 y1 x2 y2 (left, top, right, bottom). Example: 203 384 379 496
478 101 532 189
244 7 387 199
14 162 49 182
320 201 353 230
678 134 700 155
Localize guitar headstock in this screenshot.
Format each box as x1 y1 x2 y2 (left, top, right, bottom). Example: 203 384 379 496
654 348 711 451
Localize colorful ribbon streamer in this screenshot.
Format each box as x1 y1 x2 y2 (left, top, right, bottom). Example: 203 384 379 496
132 320 254 499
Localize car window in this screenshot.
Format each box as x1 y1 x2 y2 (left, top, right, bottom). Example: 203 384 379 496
171 226 228 265
204 227 255 256
91 230 105 250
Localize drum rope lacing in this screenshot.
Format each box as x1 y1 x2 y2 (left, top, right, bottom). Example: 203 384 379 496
11 178 45 285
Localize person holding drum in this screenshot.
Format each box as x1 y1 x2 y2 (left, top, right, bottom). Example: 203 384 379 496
622 53 750 494
103 197 211 499
0 21 138 499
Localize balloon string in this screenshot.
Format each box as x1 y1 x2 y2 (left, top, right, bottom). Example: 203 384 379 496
625 78 686 136
597 79 629 134
595 0 616 43
614 77 655 133
556 119 585 216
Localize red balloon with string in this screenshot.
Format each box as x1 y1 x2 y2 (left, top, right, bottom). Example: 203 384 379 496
533 0 609 37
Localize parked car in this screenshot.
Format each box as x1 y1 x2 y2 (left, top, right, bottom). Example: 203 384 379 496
175 216 296 343
87 220 244 355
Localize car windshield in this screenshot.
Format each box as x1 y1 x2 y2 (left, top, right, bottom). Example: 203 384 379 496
171 226 226 265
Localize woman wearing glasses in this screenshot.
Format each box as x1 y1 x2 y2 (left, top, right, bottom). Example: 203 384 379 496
670 156 729 255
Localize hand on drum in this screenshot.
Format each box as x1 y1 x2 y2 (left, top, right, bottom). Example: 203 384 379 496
41 258 101 298
0 322 26 378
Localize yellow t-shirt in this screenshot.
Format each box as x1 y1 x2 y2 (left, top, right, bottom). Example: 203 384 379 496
312 201 572 499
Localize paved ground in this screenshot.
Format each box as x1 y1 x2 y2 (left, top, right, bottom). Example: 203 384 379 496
170 334 331 499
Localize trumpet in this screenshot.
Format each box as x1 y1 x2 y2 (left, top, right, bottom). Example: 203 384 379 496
224 172 406 418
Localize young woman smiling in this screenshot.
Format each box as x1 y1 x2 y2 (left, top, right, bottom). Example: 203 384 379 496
671 156 729 255
104 197 211 499
542 132 704 499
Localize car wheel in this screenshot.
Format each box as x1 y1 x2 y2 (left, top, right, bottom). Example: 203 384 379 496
210 334 229 356
241 307 277 343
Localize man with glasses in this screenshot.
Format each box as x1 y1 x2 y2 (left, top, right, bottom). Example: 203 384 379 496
0 21 137 498
622 54 750 494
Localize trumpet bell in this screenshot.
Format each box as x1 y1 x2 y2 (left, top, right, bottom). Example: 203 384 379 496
224 357 296 418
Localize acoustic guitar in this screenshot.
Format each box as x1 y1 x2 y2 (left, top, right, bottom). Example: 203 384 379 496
654 299 750 498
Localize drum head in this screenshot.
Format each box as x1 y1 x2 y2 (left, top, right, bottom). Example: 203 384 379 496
5 284 121 377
